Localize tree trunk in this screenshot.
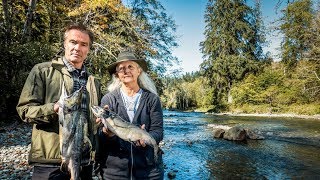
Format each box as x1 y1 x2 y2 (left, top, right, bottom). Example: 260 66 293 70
23 0 37 42
2 0 11 45
227 79 233 104
227 90 233 104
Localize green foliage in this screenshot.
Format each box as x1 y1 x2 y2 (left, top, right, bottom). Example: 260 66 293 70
160 1 320 116
293 60 320 102
0 42 55 119
230 74 257 105
230 62 319 115
283 103 320 115
0 0 178 120
160 75 213 110
279 0 314 68
129 0 179 74
200 0 266 107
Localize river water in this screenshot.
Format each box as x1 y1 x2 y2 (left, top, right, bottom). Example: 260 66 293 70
162 110 320 179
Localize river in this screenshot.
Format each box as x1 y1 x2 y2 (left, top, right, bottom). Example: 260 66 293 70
162 110 320 179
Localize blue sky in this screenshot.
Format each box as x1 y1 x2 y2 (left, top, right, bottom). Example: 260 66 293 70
160 0 285 73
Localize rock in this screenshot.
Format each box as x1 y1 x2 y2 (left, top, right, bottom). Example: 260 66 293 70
223 126 247 141
0 122 32 179
168 171 177 179
246 129 265 140
186 140 193 146
213 128 225 138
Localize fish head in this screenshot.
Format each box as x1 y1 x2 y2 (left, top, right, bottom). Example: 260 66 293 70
60 86 84 112
91 105 110 118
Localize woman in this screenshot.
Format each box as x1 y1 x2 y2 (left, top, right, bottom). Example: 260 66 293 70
97 50 164 180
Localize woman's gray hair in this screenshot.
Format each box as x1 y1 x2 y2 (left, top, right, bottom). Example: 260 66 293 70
107 64 158 95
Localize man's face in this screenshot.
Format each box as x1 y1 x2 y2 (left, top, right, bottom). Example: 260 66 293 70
64 29 90 69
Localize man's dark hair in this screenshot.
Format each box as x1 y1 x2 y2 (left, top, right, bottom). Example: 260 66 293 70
63 23 94 48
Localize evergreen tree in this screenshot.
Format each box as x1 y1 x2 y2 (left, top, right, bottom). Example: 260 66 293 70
279 0 314 69
200 0 265 108
129 0 179 75
300 5 320 100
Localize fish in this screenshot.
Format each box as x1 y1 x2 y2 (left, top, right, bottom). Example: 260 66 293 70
91 105 159 162
58 85 91 180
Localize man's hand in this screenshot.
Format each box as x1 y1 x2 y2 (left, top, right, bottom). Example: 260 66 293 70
54 102 60 113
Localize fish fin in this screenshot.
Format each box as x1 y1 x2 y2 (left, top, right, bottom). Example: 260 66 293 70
113 121 130 128
110 116 133 128
108 111 130 127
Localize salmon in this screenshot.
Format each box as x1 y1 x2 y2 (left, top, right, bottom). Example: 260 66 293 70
91 105 159 162
58 85 91 180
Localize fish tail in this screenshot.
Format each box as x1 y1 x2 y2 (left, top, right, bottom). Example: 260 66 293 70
69 158 81 180
154 145 159 163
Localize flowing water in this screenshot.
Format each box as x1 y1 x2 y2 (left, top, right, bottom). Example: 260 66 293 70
162 110 320 179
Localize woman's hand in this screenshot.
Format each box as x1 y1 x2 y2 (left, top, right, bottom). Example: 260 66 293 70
95 105 115 137
96 117 115 137
102 126 115 137
135 124 146 147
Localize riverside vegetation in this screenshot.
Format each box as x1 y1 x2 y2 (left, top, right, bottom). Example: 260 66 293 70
161 61 320 116
0 1 319 179
160 0 320 116
1 0 319 123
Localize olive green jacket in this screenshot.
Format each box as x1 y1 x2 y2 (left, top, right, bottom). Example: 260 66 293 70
16 56 102 165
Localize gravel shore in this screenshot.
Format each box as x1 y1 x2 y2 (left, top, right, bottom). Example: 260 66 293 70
0 122 32 180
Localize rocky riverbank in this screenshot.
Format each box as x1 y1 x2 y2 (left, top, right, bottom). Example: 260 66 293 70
0 122 32 179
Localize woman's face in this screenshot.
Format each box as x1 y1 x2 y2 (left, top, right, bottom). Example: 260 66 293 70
116 61 141 84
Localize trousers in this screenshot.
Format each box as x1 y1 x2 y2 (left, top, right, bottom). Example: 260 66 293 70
31 164 93 180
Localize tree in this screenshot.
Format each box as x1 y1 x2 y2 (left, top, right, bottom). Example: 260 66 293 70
279 0 313 69
128 0 179 75
66 0 178 87
296 6 320 101
200 0 265 108
0 0 178 120
22 0 37 42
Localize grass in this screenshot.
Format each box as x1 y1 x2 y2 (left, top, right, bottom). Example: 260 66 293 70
229 103 320 115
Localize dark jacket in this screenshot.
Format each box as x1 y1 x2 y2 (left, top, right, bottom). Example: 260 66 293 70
98 88 164 180
16 56 101 165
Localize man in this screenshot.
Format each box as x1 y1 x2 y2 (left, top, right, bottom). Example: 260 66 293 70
16 23 101 179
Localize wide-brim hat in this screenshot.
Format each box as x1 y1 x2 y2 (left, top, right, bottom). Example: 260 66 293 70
107 51 148 75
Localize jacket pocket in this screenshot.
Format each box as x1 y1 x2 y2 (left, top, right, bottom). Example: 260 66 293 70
31 126 60 161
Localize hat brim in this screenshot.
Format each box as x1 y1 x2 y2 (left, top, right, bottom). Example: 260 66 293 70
107 59 148 75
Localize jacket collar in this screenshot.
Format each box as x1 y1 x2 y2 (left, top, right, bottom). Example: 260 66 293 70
51 56 91 77
52 56 71 76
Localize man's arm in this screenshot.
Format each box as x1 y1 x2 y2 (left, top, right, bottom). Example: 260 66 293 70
16 65 57 124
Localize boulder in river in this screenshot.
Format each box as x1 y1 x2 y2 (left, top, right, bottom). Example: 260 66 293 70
246 129 265 140
213 128 225 138
209 124 264 141
223 126 247 141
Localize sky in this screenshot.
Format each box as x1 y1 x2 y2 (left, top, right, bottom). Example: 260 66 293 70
159 0 285 73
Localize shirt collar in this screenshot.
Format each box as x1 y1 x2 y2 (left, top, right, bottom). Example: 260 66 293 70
63 56 87 76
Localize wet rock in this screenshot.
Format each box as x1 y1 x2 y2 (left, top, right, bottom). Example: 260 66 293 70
185 140 193 146
213 128 225 138
246 129 265 140
266 132 274 136
167 171 177 179
223 126 247 141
